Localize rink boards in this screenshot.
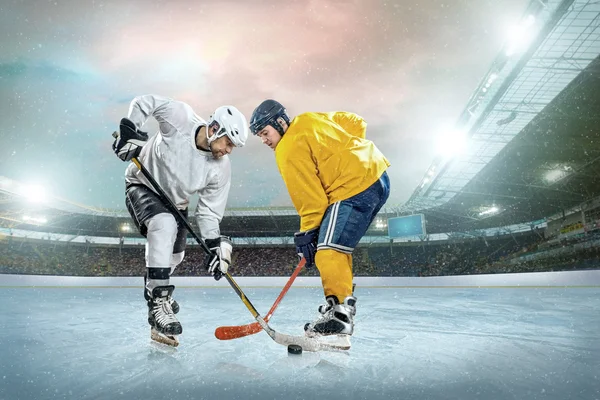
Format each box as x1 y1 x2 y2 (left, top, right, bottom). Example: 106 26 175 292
1 269 599 287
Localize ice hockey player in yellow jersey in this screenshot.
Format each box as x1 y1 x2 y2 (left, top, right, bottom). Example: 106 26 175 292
250 99 391 348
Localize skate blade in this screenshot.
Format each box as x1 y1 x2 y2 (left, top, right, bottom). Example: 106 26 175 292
305 332 351 350
151 328 179 347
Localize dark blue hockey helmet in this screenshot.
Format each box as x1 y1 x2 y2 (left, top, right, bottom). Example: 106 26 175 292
249 99 290 136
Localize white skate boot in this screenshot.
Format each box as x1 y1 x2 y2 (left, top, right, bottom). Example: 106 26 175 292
304 295 357 350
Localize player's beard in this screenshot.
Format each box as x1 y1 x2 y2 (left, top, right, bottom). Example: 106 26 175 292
209 143 225 159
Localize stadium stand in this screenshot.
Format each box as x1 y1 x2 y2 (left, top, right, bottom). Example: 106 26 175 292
2 229 598 278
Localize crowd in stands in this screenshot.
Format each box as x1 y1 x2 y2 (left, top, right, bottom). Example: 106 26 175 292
1 229 599 277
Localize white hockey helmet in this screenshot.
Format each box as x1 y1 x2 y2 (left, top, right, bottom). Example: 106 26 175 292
206 105 249 148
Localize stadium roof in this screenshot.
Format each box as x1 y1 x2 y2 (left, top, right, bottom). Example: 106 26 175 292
401 0 600 232
415 57 600 233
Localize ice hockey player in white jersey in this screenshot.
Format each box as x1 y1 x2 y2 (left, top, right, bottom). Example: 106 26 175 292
111 94 248 346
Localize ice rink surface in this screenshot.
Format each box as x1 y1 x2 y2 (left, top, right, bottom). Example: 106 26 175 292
1 285 599 400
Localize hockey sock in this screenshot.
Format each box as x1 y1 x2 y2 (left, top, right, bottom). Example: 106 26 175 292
146 267 170 292
315 249 353 303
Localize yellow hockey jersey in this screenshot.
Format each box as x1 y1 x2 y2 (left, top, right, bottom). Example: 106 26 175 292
275 111 390 232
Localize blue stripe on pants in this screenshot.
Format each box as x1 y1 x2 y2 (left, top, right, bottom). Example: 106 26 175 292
317 171 390 253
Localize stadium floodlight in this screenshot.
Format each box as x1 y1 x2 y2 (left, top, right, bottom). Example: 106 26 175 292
121 223 131 232
436 129 468 159
375 219 387 229
545 166 572 184
479 206 499 217
505 15 536 57
22 215 48 224
20 184 47 203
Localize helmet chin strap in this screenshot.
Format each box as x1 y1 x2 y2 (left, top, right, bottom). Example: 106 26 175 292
206 126 218 147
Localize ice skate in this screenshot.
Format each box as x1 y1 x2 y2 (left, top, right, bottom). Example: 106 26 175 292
147 285 182 347
144 276 179 314
304 295 357 350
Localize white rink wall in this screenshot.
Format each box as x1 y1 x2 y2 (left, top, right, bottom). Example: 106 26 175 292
1 270 599 287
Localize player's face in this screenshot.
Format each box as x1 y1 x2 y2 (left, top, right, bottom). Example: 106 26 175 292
210 135 235 158
256 125 282 150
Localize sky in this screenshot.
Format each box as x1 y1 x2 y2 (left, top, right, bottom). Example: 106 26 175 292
0 0 527 210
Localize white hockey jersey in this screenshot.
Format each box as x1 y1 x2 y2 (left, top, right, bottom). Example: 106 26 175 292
124 94 230 240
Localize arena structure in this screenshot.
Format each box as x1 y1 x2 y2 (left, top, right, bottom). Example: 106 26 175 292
1 0 600 288
2 3 600 400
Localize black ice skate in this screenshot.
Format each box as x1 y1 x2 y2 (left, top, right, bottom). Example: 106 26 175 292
144 277 179 314
147 285 182 347
304 295 357 350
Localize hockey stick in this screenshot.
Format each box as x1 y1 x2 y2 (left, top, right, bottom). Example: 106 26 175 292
218 258 350 351
214 257 306 340
123 154 345 352
221 267 348 352
127 156 214 255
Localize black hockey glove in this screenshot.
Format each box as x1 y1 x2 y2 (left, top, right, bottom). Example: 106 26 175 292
205 236 233 281
112 117 149 162
294 228 319 267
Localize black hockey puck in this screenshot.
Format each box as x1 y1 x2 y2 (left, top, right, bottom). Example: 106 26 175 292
288 344 303 355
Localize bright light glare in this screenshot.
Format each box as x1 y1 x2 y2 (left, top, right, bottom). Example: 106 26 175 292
22 215 48 224
506 15 536 56
545 167 571 183
479 206 499 216
436 129 468 159
121 224 131 232
375 219 387 229
21 184 47 203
